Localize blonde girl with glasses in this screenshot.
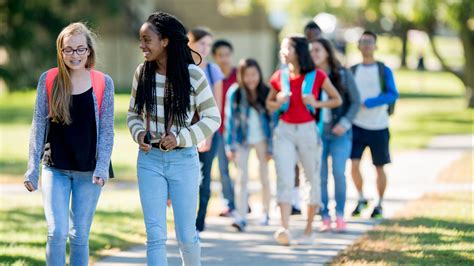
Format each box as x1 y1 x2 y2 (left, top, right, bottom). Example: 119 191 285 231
24 22 115 265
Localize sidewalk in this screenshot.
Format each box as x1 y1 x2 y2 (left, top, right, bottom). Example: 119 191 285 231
95 135 472 265
4 135 471 265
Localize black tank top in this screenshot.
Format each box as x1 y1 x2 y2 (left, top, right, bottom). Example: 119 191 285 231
44 88 97 171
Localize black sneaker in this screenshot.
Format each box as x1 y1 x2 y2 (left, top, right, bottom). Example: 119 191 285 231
291 206 302 215
370 206 383 218
351 199 368 217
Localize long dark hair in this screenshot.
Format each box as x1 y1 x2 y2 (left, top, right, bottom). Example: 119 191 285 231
236 58 269 114
287 35 315 74
313 38 344 94
134 12 202 132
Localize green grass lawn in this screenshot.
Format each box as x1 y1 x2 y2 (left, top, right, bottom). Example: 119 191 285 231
1 69 472 182
332 152 474 265
0 189 179 265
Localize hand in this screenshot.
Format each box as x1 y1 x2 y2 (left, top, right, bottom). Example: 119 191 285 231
276 92 290 105
160 133 178 150
93 176 105 187
197 135 213 152
266 153 272 162
138 131 153 152
24 181 36 192
302 94 318 107
331 124 346 136
226 150 236 161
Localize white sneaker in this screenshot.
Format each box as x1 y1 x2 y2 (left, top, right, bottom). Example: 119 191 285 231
274 227 291 245
297 233 315 245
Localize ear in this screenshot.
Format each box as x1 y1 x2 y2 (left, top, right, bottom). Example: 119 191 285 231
162 38 169 48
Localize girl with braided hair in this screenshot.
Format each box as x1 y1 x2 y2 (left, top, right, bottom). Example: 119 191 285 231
127 12 220 265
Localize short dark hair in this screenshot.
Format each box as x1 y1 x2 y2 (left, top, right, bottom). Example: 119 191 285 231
361 30 377 42
212 39 233 55
304 21 321 32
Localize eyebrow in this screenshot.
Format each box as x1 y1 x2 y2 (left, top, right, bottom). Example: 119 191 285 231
63 44 87 49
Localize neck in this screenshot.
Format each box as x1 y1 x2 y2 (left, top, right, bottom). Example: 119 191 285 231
319 62 330 73
362 55 375 64
156 57 167 75
69 68 89 78
288 63 300 76
220 64 232 77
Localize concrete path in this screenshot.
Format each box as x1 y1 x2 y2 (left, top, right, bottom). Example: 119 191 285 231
2 135 471 265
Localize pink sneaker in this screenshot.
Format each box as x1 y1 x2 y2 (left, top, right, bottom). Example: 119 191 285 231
335 217 347 232
319 218 331 232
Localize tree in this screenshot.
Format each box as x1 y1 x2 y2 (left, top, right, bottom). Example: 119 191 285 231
0 0 127 91
418 0 474 107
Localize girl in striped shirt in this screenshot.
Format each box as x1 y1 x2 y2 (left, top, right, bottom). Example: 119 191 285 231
127 12 220 266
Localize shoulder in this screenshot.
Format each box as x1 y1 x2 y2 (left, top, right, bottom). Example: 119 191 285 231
270 70 282 81
315 69 327 81
188 64 205 81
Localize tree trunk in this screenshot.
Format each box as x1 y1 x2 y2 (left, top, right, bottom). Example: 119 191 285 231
460 16 474 108
400 29 408 68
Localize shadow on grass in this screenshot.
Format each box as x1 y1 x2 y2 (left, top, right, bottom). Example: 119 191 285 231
399 92 462 99
0 255 45 265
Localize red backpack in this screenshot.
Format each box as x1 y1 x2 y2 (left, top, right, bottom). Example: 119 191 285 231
45 67 106 112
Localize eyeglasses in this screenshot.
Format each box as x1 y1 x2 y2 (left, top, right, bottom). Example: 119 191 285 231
61 47 89 56
358 40 375 46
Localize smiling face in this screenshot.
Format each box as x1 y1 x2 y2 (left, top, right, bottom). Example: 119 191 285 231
189 35 212 58
61 33 90 71
310 41 328 67
242 66 260 91
139 22 168 62
279 38 297 65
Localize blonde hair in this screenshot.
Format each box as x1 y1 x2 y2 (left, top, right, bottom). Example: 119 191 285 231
50 22 96 124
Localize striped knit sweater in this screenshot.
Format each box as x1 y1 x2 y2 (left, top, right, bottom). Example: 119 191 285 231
127 64 221 147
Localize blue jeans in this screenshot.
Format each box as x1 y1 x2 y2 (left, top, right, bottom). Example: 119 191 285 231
215 132 235 210
320 129 352 218
196 133 235 231
42 165 102 266
137 147 201 266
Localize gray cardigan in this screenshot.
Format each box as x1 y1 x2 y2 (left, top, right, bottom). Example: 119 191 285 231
24 71 115 190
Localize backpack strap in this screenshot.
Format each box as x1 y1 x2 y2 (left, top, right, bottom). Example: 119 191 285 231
302 70 316 115
90 69 106 111
350 64 359 74
279 68 291 113
45 67 106 112
376 61 386 93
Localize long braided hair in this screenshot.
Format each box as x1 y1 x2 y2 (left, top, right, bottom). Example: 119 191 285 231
134 12 201 132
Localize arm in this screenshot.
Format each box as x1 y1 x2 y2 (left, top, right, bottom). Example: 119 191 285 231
176 68 221 147
364 66 399 108
24 72 48 191
127 65 146 144
337 70 361 130
213 80 223 115
266 88 285 112
93 75 115 183
224 84 238 153
306 78 342 109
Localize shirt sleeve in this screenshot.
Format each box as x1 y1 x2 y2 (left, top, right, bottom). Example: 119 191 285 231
211 63 225 83
269 70 281 91
364 66 399 108
312 69 328 96
127 64 146 143
176 65 221 147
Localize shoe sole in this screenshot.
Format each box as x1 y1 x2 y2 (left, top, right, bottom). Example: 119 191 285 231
231 223 244 232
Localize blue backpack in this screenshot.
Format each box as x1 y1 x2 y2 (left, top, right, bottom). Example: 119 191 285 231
274 68 323 132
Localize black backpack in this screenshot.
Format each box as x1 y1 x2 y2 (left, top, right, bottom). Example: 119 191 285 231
350 61 396 115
